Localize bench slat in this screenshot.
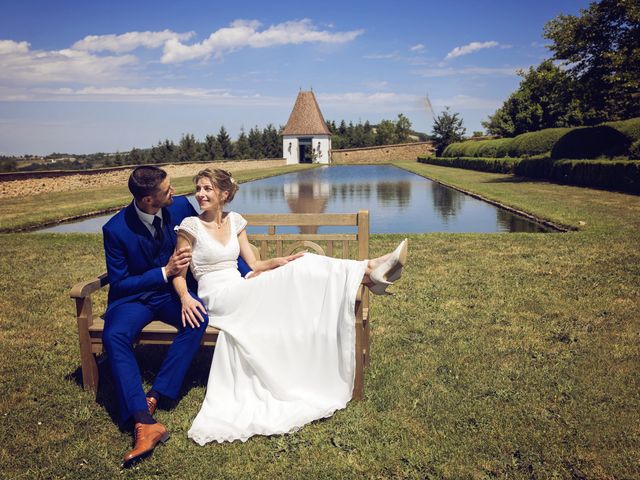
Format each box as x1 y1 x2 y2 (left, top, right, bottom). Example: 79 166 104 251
244 213 357 226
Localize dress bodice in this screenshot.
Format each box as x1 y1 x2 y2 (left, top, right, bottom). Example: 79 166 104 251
175 212 247 282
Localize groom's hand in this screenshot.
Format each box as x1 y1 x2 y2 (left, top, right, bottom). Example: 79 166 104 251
166 247 192 277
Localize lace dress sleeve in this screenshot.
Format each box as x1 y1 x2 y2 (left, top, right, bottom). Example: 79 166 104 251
232 212 248 234
174 216 199 241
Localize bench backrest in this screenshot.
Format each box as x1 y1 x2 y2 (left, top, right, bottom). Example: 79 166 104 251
244 211 369 261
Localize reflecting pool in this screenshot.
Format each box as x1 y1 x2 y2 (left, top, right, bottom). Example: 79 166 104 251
38 165 551 234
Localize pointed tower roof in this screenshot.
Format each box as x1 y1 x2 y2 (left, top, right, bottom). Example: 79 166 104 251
282 90 331 136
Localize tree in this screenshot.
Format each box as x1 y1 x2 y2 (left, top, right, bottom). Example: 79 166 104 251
395 113 412 143
235 128 251 159
482 60 584 136
261 124 281 158
203 134 222 161
248 126 264 159
431 107 466 156
217 126 234 159
375 120 397 145
544 0 640 122
177 133 199 163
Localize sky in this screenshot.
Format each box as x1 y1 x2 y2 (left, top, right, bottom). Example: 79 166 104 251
0 0 592 156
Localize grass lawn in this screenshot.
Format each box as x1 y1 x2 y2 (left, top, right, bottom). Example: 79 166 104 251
0 162 638 479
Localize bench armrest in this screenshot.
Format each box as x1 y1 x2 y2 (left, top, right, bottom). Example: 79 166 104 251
70 272 109 299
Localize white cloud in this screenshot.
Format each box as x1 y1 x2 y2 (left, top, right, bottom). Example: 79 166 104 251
0 40 136 84
431 94 502 110
415 66 522 77
410 43 425 52
317 92 420 111
445 41 499 60
72 30 195 53
363 53 398 60
1 85 285 107
161 19 363 63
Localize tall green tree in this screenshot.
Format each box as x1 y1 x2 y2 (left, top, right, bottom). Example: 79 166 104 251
261 124 281 158
177 133 199 163
248 126 264 159
395 113 412 143
235 128 251 159
432 107 466 156
544 0 640 122
217 126 234 159
375 120 398 145
482 60 584 136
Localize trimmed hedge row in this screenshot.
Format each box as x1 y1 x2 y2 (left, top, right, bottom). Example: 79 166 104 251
417 156 520 173
443 117 640 160
515 158 640 193
417 155 640 194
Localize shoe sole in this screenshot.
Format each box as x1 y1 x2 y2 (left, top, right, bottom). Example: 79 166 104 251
384 239 408 283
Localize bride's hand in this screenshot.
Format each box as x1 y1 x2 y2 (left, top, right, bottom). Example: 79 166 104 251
271 252 305 269
181 294 206 328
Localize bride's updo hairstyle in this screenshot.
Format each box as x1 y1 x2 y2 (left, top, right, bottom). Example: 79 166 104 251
194 168 239 204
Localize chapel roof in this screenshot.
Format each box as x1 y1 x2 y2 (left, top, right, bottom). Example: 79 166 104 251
282 90 331 136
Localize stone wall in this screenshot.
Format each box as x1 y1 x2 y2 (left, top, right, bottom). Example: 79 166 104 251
332 142 435 164
0 158 285 199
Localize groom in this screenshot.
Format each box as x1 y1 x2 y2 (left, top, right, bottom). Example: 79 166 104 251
102 166 249 467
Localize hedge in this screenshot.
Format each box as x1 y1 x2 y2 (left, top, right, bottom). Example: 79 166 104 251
551 125 632 159
418 155 640 194
417 156 520 174
507 128 572 158
443 118 640 160
514 157 640 193
605 117 640 143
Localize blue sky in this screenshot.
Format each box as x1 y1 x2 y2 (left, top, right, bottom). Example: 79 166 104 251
0 0 591 155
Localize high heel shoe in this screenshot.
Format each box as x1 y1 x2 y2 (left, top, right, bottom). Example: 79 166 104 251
368 239 408 295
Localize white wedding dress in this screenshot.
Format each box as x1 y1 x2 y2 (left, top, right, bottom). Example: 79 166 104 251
176 212 367 445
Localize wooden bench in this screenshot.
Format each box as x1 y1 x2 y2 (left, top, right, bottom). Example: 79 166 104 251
70 211 371 400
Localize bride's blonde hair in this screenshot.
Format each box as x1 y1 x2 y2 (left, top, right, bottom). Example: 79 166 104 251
194 168 239 204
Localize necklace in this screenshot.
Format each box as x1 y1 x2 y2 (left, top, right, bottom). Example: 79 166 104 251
201 214 227 230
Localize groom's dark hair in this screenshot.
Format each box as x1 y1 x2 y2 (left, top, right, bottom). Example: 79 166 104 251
128 166 167 200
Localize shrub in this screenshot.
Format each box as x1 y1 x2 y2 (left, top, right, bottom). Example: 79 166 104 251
507 127 572 157
551 125 632 159
630 140 640 160
476 138 513 158
549 160 640 193
418 156 520 173
514 157 556 178
604 117 640 143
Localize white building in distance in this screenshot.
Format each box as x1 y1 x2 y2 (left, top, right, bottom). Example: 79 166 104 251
282 90 332 164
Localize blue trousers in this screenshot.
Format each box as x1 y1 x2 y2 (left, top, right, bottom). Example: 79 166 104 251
103 291 208 423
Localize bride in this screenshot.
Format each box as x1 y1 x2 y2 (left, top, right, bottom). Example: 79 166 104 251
172 168 408 445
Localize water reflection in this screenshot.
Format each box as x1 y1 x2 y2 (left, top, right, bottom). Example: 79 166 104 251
431 182 464 222
38 165 552 234
377 181 411 208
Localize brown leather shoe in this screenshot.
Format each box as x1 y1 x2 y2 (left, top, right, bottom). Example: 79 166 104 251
146 396 158 416
122 422 169 468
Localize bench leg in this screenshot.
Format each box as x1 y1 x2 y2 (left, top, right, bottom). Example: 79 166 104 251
75 296 99 395
80 349 99 395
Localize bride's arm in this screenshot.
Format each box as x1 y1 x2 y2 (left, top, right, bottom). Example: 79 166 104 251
173 232 206 328
237 229 303 274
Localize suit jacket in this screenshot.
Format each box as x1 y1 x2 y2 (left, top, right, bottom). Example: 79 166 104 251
103 196 199 312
